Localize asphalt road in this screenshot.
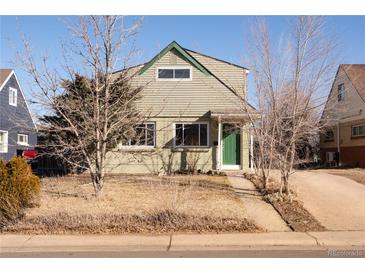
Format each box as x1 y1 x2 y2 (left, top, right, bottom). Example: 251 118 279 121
2 247 364 258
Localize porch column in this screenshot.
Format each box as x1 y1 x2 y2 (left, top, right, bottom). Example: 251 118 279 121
217 118 222 171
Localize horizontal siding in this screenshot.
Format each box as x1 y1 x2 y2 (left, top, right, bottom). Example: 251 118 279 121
187 50 247 98
126 49 246 117
104 116 250 173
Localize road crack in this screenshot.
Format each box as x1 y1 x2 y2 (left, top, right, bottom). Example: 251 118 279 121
306 232 321 246
166 234 172 251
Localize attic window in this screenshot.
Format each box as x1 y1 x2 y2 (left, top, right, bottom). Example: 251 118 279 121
338 83 345 102
157 68 191 80
9 87 17 106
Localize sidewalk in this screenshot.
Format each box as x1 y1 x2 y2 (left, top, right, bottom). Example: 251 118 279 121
228 175 291 232
1 231 364 255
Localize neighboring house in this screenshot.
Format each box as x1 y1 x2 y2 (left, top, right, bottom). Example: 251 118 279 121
0 69 37 161
320 64 365 167
104 41 256 174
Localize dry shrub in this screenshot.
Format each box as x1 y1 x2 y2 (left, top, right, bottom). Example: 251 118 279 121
3 210 260 234
0 157 40 227
265 193 326 232
243 172 283 195
148 179 195 213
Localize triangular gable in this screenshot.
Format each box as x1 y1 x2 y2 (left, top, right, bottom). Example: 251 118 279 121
138 41 211 76
321 64 365 122
0 69 37 130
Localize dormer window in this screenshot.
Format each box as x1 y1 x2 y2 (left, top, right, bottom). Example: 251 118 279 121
9 87 17 106
157 67 192 80
338 83 345 102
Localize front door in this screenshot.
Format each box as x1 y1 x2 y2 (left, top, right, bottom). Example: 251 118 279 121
222 124 240 166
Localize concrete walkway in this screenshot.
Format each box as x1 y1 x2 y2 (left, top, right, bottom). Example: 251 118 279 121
290 171 365 231
228 175 291 232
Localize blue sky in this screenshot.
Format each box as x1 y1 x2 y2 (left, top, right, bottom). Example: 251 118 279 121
1 16 364 110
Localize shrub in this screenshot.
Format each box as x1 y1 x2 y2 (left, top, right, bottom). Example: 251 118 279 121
0 157 40 227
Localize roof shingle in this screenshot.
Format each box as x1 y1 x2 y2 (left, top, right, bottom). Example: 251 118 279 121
0 69 13 89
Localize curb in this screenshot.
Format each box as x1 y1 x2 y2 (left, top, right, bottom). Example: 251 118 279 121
1 231 364 253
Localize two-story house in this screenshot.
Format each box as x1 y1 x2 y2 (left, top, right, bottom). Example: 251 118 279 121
104 41 256 173
0 69 37 161
320 64 365 167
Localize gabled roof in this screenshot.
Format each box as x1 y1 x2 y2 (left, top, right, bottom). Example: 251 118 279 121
340 64 365 103
184 48 249 71
0 68 37 129
138 41 211 76
0 69 13 90
120 41 256 112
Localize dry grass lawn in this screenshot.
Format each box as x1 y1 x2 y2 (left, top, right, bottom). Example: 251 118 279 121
315 168 365 185
3 174 260 234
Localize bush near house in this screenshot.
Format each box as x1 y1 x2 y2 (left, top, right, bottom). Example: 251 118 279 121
0 157 40 227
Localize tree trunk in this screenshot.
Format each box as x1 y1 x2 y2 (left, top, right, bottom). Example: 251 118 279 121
91 164 104 197
280 172 290 195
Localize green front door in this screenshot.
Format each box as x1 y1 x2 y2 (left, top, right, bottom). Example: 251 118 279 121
223 124 241 165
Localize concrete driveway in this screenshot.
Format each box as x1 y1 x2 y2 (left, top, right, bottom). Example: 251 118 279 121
290 171 365 231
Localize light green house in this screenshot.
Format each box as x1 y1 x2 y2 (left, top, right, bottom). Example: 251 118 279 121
105 41 256 174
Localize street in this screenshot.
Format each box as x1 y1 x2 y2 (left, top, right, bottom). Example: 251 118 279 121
2 246 364 258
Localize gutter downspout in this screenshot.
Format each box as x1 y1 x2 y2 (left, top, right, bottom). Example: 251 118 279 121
217 117 222 171
250 126 254 171
337 121 341 166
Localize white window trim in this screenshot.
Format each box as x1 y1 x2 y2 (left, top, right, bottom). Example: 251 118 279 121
17 134 29 146
156 67 193 81
352 124 365 137
9 87 18 106
0 130 8 153
119 122 156 149
173 122 209 148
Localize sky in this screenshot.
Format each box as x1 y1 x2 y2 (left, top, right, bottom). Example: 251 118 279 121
1 16 364 111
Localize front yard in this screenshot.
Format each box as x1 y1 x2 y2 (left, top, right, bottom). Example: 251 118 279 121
2 174 261 234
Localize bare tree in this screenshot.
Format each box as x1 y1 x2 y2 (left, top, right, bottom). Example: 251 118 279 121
17 16 144 196
242 16 338 193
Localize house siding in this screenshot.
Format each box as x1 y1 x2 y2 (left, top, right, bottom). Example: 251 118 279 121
320 65 365 166
104 117 250 173
186 50 247 100
130 49 245 117
107 45 251 174
0 74 37 161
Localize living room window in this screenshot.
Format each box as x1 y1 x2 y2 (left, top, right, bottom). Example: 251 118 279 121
157 67 191 80
352 124 365 137
338 83 345 102
174 123 208 147
126 123 156 147
0 130 8 153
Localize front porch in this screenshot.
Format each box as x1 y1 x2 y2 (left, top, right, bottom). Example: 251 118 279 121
211 112 254 172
